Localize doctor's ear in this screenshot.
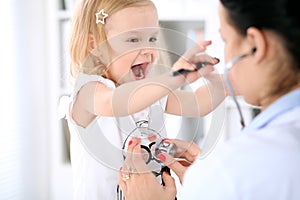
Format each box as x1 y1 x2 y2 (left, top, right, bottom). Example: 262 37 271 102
246 27 266 63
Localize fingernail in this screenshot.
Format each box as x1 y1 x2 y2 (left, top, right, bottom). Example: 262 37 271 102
135 140 140 147
128 140 133 146
148 134 156 142
133 137 141 146
163 138 170 142
157 153 166 162
214 57 220 63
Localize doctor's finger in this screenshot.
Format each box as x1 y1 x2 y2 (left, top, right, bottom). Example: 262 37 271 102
131 143 152 174
165 158 187 184
168 139 201 159
123 137 140 171
118 169 127 193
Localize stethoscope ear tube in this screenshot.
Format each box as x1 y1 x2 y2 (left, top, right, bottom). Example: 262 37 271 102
224 67 245 128
224 53 252 129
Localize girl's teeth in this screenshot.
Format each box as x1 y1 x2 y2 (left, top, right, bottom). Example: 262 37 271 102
137 66 145 78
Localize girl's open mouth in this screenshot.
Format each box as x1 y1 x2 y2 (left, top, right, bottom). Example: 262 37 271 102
131 62 149 80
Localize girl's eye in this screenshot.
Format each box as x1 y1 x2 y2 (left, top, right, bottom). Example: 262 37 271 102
149 37 157 43
128 38 139 43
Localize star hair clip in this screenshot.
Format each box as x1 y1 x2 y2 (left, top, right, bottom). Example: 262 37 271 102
95 9 108 25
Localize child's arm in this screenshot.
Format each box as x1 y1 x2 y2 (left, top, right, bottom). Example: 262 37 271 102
75 61 216 119
74 41 217 118
165 73 227 117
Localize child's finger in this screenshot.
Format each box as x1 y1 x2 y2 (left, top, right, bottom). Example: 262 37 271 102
191 53 216 64
198 65 215 76
182 40 212 60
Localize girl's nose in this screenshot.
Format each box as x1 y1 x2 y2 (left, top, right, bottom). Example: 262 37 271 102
140 48 154 55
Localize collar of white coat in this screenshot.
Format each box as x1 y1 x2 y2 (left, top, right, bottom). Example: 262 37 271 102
242 88 300 133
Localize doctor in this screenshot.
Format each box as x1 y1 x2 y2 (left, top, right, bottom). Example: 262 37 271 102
117 0 300 199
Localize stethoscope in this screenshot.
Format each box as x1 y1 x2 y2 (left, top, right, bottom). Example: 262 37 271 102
121 120 172 177
118 120 175 200
224 48 256 129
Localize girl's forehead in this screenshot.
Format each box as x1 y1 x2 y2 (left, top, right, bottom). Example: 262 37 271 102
105 6 159 36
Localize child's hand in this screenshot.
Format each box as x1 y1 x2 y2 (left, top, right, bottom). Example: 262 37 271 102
172 40 218 83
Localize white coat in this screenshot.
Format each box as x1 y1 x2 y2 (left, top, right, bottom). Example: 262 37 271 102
179 88 300 200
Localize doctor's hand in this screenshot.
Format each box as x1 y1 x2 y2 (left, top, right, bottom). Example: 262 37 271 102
157 139 201 184
118 138 177 200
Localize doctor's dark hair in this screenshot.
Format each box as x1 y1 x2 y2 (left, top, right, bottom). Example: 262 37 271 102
220 0 300 94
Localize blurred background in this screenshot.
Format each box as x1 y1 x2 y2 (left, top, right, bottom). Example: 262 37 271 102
0 0 257 199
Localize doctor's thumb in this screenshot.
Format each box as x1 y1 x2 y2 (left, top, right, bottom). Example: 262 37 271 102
158 153 186 183
162 171 177 199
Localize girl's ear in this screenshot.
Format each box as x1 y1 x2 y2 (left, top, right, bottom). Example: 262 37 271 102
88 34 97 52
246 27 267 63
88 34 103 58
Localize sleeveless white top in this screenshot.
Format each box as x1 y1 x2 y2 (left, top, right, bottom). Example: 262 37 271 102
65 72 167 200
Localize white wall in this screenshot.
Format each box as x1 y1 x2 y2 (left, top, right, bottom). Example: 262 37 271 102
0 1 21 199
0 0 54 199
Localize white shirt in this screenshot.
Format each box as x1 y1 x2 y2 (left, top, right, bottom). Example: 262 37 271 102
179 88 300 200
66 73 168 200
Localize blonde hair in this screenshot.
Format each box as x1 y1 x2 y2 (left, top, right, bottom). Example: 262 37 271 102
68 0 156 79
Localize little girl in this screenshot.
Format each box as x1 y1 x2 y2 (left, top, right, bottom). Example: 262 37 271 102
66 0 225 199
